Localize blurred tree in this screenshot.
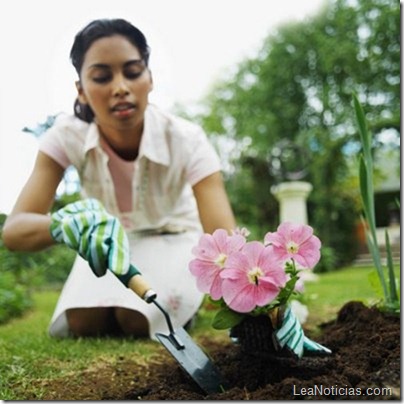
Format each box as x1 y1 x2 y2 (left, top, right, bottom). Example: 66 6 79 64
186 0 399 267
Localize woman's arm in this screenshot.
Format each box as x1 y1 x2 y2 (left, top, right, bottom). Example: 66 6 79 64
2 152 65 251
192 171 236 234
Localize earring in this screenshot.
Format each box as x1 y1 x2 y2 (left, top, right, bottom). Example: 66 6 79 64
74 100 82 115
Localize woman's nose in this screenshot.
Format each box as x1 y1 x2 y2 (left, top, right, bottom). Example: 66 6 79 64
113 77 130 97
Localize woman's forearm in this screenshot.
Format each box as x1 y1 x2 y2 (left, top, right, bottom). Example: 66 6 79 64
2 213 56 252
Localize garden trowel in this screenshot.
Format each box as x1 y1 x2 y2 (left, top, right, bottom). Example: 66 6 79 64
128 273 228 395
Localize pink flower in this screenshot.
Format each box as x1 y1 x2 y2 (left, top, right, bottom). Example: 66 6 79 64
189 229 246 299
220 241 288 313
264 222 321 269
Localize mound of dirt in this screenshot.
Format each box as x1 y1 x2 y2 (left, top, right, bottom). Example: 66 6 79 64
26 301 400 400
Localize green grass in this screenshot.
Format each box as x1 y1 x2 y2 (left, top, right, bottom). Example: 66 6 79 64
302 265 400 327
0 265 400 399
0 290 157 399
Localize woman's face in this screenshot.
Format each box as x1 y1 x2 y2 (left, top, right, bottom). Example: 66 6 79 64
77 34 153 135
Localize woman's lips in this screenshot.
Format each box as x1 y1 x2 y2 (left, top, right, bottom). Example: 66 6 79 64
111 103 136 118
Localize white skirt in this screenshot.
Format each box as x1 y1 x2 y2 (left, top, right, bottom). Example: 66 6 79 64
48 230 204 340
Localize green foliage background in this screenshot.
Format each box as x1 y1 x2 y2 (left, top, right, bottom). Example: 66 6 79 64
0 214 75 324
179 0 400 269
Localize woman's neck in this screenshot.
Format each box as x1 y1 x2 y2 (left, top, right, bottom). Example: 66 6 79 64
98 126 142 161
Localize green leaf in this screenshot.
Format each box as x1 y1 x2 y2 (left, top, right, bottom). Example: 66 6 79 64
364 227 388 299
359 158 376 241
275 275 298 306
353 93 373 165
385 229 398 304
352 93 399 313
353 93 371 160
355 94 376 233
211 307 245 330
359 157 370 218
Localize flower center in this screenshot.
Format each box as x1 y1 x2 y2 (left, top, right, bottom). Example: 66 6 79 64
286 241 299 254
215 253 227 268
247 266 264 285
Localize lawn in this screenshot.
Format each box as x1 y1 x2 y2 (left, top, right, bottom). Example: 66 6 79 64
301 265 395 326
0 290 159 399
0 265 399 400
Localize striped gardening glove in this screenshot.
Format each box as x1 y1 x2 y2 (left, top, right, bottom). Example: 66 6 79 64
50 198 140 286
274 306 332 358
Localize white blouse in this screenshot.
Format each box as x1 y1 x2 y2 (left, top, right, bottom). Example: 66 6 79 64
39 104 222 233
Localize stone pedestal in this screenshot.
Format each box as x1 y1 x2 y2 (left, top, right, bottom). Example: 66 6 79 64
271 181 313 225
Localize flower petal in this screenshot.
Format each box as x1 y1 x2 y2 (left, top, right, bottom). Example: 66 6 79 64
241 241 265 267
209 272 224 300
189 259 219 293
222 281 257 313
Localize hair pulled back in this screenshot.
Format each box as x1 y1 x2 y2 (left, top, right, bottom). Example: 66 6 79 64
70 18 150 122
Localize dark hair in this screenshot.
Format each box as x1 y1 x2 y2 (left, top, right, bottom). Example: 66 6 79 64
70 18 151 122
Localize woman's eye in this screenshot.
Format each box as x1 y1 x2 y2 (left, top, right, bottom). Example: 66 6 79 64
125 69 144 80
92 76 111 83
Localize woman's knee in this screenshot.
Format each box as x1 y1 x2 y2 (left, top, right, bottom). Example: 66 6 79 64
66 307 116 337
114 308 149 337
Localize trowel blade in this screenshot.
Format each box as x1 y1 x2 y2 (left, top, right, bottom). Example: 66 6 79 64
155 327 227 394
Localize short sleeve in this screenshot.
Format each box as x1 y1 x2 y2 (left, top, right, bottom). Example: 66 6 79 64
38 116 71 169
184 127 222 186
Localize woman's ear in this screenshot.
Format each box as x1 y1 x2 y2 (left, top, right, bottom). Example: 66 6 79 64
75 80 88 104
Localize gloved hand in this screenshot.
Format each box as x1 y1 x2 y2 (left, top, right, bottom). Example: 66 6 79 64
50 198 140 286
274 306 332 358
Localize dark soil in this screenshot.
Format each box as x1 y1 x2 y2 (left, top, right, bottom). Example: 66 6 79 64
26 301 400 400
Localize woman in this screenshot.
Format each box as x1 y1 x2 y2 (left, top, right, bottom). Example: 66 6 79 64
2 18 236 338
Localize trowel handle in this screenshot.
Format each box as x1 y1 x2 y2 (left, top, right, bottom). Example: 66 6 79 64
128 274 176 335
128 274 157 303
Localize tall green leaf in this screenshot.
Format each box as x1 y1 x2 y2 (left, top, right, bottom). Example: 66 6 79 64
353 93 399 312
385 230 398 304
353 94 371 160
363 223 388 299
